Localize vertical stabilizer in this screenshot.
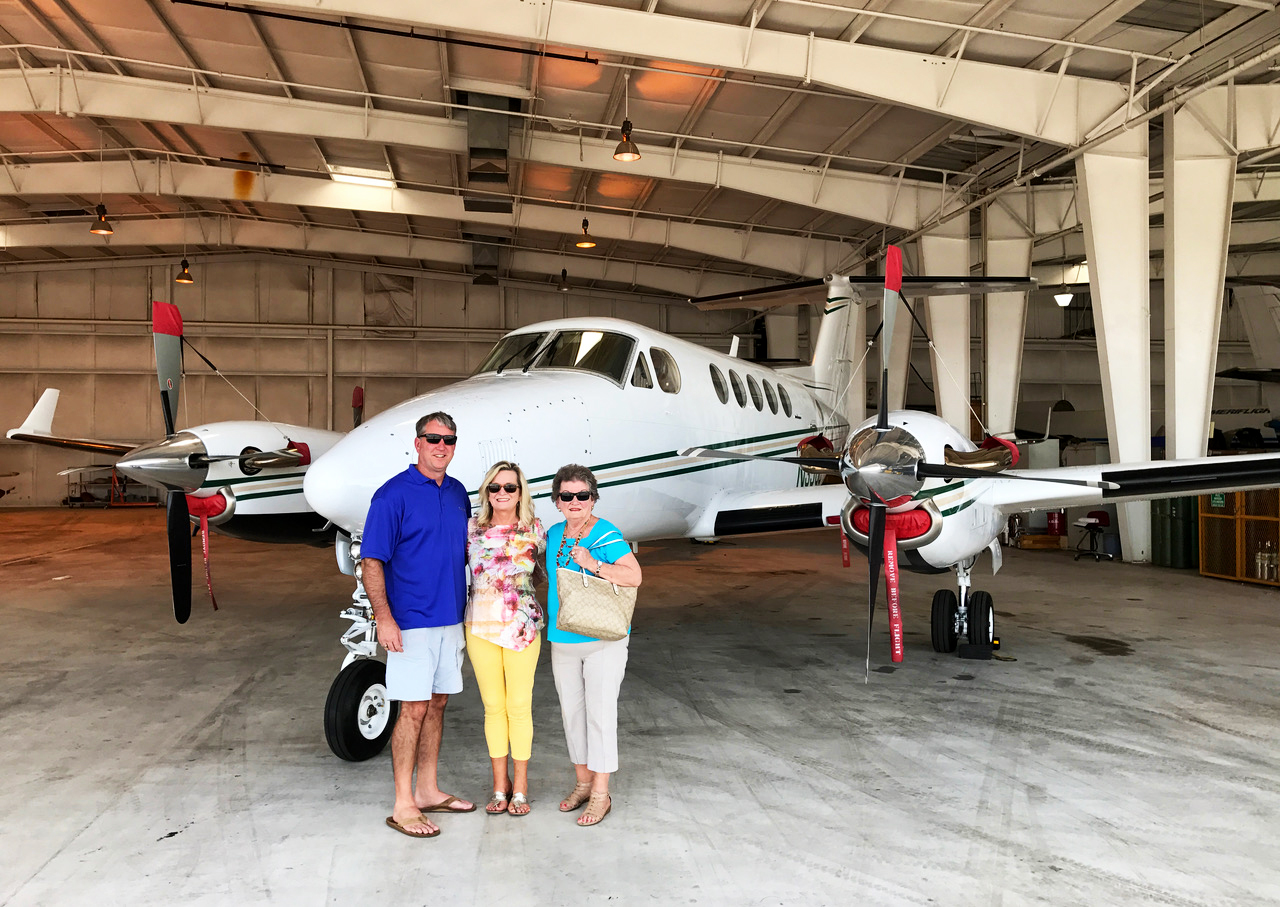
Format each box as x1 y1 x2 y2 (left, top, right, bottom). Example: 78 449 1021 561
811 275 857 413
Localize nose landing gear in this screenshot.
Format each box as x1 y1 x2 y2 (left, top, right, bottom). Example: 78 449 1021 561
930 558 996 654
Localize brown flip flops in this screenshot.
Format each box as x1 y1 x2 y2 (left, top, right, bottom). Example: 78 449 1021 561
385 814 440 838
419 795 476 813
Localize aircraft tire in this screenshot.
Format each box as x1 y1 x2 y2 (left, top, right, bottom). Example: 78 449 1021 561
324 658 399 762
930 589 959 653
967 591 995 645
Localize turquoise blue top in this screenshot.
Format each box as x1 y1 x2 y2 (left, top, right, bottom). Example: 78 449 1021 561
545 517 632 644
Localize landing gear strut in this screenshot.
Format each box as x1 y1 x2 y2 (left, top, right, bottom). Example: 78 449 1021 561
325 537 398 761
930 557 996 654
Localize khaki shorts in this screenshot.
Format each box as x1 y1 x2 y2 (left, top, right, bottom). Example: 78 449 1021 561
385 624 465 701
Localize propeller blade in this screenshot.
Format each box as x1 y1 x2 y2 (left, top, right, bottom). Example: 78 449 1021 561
916 462 1119 490
865 501 886 681
881 246 902 377
152 302 184 437
166 491 193 624
677 447 842 473
352 386 365 429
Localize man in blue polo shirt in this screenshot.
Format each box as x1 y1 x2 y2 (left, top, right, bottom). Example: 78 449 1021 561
362 411 475 838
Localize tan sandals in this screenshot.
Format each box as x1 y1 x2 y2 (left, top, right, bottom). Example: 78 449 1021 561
577 791 611 827
559 781 593 812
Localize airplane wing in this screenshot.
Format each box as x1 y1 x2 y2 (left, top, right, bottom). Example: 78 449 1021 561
690 276 1038 311
977 451 1280 514
698 484 848 537
5 389 136 456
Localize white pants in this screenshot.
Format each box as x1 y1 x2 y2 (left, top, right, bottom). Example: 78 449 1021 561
551 636 629 774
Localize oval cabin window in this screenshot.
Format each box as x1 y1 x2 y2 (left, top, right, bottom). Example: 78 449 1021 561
709 364 728 404
763 380 778 414
778 384 793 417
746 375 764 411
728 370 746 407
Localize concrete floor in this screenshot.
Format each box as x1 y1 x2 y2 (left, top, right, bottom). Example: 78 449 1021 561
1 508 1278 906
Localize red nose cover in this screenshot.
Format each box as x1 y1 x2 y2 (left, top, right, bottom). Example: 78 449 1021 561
852 506 933 540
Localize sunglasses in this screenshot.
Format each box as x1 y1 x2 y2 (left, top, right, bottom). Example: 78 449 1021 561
417 433 457 445
487 483 520 494
557 491 593 502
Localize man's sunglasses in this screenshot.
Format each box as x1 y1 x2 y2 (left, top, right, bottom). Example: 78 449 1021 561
417 433 457 445
557 491 593 502
487 483 520 494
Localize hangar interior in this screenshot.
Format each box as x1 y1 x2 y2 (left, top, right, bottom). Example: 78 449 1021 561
3 3 1280 905
5 1 1280 561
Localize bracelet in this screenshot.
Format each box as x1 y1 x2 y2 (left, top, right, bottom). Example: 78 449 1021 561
595 560 605 572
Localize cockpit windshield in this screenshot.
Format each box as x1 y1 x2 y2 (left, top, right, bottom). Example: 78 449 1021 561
472 332 550 376
531 330 636 384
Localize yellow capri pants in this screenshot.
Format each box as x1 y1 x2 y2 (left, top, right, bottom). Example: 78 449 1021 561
465 629 541 761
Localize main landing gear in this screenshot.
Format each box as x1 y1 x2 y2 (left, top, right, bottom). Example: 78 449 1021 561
324 537 399 761
930 557 995 653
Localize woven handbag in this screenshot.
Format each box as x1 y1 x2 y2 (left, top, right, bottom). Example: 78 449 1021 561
555 567 636 641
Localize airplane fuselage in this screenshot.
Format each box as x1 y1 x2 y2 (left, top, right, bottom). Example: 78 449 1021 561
304 317 846 540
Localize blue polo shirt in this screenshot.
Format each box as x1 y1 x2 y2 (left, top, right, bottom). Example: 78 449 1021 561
361 466 470 629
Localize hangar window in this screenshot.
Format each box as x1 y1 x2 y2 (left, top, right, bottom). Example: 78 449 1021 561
709 365 728 404
631 352 653 388
778 384 793 417
474 331 550 375
532 330 636 385
763 380 778 414
746 375 764 411
651 348 681 394
728 369 747 407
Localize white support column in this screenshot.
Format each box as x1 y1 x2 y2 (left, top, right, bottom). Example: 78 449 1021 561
1076 127 1152 563
846 270 868 433
1164 93 1237 459
983 196 1034 437
920 219 973 435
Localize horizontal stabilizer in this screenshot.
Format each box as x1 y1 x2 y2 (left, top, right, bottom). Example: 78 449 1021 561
691 275 1038 311
7 388 135 456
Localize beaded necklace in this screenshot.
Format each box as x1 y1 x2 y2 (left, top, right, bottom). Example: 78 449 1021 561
556 518 595 570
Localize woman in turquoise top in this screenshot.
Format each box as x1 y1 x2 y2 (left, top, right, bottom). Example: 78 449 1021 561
546 463 642 827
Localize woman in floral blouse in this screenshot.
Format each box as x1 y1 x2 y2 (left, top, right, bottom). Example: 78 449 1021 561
464 460 546 816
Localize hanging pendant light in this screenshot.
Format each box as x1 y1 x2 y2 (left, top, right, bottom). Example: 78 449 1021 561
175 258 195 285
89 134 113 235
575 217 596 249
1054 290 1073 307
557 268 570 292
613 73 641 162
89 202 113 236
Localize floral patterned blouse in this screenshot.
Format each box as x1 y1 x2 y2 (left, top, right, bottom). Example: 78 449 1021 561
464 516 546 651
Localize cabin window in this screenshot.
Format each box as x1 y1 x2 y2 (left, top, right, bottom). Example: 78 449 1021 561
709 365 728 404
763 380 778 414
631 352 654 388
473 331 549 375
651 347 681 394
728 369 747 407
778 384 793 417
746 375 764 411
532 330 637 384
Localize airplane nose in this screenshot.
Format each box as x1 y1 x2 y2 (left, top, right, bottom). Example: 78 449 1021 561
115 431 210 492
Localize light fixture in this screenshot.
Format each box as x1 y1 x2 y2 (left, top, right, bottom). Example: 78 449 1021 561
326 163 397 189
175 210 194 285
89 202 113 236
89 133 113 235
613 72 641 162
1054 291 1074 307
575 218 596 249
557 268 570 292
